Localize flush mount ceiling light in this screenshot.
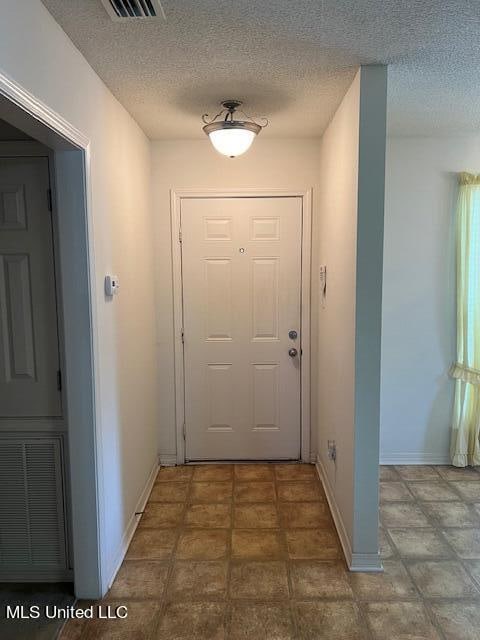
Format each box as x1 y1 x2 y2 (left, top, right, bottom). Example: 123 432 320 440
202 100 268 158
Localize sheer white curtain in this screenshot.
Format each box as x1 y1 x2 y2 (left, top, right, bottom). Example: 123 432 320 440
450 173 480 466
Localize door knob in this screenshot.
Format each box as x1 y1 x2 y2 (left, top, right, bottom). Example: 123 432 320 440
288 348 298 358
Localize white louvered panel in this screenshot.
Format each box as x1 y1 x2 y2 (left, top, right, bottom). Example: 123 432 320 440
0 442 30 564
0 437 67 571
25 442 66 566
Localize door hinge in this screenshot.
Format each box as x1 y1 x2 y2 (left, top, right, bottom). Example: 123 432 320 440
181 328 185 343
178 227 182 243
182 422 186 440
57 369 62 391
47 188 53 212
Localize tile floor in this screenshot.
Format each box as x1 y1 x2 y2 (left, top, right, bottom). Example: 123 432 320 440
56 463 480 640
376 464 480 640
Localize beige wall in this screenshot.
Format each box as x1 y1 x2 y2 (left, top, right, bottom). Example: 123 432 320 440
316 66 387 567
151 138 322 458
1 0 160 595
316 73 360 541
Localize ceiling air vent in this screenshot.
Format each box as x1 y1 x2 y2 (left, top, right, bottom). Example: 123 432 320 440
101 0 166 20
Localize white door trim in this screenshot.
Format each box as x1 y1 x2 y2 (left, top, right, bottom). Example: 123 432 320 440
0 71 103 596
0 72 89 149
171 188 312 464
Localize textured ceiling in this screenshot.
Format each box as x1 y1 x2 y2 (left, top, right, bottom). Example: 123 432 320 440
41 0 480 139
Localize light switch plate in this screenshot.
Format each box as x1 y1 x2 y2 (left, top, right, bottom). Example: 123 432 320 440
105 275 119 297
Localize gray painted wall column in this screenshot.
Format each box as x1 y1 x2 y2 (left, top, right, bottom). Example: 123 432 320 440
353 65 388 563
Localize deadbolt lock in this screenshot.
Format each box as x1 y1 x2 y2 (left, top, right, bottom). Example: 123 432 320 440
288 330 298 340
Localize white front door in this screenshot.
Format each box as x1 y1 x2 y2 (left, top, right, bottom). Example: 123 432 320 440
0 157 61 418
181 196 303 460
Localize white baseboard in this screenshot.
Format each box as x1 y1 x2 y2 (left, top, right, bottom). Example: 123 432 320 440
105 459 159 591
159 453 177 466
380 452 450 465
349 553 383 572
315 458 352 566
315 457 382 573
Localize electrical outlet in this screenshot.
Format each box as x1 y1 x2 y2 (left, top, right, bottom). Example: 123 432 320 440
327 440 337 461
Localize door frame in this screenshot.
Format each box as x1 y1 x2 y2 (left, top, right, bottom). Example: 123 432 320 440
0 72 103 597
171 188 312 464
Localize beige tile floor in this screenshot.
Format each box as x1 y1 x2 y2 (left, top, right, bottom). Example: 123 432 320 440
60 463 480 640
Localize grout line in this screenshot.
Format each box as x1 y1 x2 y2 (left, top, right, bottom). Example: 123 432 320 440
151 466 194 637
422 599 449 640
224 464 235 637
278 463 302 639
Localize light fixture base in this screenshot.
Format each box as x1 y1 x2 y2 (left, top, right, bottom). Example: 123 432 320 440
221 99 242 112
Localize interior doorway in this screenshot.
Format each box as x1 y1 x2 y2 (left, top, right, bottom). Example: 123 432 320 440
172 190 312 463
0 74 102 597
0 148 70 580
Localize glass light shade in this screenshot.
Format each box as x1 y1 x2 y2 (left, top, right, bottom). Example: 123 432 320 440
208 128 255 157
203 121 261 158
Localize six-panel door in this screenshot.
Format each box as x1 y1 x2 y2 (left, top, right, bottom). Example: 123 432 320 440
181 197 302 460
0 157 61 418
